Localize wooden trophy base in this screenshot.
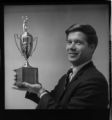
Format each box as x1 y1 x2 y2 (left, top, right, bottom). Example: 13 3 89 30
13 67 38 90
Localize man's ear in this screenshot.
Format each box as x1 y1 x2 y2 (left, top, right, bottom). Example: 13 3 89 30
89 44 96 54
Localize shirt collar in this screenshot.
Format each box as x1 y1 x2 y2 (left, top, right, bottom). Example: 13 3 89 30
71 60 92 75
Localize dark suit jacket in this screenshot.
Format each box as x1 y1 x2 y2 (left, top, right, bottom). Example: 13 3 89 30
25 62 109 109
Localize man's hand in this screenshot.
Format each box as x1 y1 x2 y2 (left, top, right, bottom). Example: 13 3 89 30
22 82 42 94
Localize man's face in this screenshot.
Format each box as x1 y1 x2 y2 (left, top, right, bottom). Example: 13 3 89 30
66 31 94 66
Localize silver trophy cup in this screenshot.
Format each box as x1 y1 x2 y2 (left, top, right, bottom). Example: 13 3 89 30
13 16 38 89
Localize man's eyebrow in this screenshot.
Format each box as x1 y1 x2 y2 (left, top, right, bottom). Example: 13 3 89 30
66 39 82 41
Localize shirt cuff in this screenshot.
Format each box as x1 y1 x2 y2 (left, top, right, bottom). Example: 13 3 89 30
37 88 48 98
40 91 48 98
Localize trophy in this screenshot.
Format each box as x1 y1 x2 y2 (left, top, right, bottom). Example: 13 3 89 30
13 16 38 89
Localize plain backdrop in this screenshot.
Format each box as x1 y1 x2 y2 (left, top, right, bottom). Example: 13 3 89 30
4 5 109 109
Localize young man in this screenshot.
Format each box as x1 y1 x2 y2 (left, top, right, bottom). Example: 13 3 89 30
23 24 109 109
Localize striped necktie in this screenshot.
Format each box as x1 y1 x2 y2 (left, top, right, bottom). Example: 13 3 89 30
65 68 73 88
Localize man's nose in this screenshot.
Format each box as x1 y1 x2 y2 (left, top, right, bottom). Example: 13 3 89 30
69 42 76 49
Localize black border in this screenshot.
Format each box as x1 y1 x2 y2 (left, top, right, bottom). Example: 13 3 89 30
0 1 111 120
0 1 110 5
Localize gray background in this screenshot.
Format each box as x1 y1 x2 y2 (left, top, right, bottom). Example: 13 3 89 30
4 5 109 109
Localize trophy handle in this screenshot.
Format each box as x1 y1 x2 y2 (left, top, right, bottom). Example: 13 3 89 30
30 36 38 56
14 34 23 56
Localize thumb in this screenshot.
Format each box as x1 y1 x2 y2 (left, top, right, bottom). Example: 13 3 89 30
22 82 31 88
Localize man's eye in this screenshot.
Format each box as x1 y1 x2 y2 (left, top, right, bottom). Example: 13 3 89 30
66 41 72 44
76 42 81 45
75 41 82 45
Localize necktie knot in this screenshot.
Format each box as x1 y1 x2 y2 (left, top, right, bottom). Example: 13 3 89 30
65 68 73 88
67 68 73 76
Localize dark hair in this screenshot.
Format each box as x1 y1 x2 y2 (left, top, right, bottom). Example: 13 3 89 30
65 24 98 48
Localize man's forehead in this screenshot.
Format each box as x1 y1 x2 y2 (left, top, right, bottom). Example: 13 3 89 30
67 31 87 40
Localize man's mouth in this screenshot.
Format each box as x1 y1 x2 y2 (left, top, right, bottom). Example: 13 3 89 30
68 52 79 55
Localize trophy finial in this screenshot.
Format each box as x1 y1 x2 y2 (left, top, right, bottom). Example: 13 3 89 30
22 16 29 32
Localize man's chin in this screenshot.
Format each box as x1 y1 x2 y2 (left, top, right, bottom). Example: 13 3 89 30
68 58 79 63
